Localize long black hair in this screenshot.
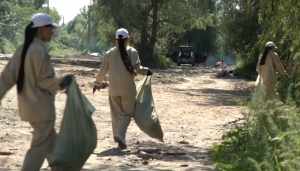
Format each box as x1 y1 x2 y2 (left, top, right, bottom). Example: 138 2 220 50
17 22 38 94
117 35 137 76
260 47 272 65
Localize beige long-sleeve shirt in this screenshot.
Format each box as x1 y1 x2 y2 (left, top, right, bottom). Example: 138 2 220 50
0 38 63 122
96 46 148 97
256 51 287 86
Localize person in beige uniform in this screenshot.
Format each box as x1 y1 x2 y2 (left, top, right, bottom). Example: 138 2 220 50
256 41 290 101
0 13 73 171
94 28 152 149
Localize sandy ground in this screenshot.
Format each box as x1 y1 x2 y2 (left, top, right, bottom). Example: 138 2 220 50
0 53 254 171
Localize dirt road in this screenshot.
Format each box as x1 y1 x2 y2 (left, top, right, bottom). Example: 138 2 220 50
0 54 253 171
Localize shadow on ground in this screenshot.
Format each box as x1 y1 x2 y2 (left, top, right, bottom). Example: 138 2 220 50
51 59 101 69
91 141 218 171
173 88 251 106
85 166 218 171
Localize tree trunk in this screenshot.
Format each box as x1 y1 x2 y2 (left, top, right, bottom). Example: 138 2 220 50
138 27 149 61
138 10 151 62
149 0 160 58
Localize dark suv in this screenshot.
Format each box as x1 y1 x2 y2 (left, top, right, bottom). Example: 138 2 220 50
177 45 195 66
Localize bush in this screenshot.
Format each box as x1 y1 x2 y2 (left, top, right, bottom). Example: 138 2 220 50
140 50 173 69
81 49 90 56
0 38 16 54
48 41 68 57
155 55 173 69
211 94 300 171
236 59 257 80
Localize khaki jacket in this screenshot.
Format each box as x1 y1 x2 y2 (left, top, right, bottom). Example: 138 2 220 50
0 38 63 122
96 46 148 97
256 51 287 86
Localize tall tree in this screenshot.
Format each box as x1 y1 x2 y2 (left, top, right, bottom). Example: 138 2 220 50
217 0 261 61
93 0 213 61
0 0 60 53
251 0 300 59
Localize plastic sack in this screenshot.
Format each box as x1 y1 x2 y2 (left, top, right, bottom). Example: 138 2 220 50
255 75 261 86
134 76 164 142
49 77 97 170
254 75 267 100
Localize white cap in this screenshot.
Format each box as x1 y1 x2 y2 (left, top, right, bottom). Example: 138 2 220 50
116 28 129 39
31 13 61 28
266 41 277 48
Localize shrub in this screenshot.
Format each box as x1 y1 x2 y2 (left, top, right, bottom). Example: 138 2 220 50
155 55 173 69
0 38 16 54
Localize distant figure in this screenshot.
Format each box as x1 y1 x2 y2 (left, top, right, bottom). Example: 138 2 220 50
216 59 228 77
215 59 227 68
203 51 208 67
256 41 289 101
220 59 227 69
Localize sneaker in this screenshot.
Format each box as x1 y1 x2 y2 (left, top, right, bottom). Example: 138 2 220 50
114 135 127 149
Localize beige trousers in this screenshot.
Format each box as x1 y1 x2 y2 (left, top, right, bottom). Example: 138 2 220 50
264 84 279 101
109 96 136 142
21 121 72 171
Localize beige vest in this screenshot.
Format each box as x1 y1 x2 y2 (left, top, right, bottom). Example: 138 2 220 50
0 38 63 122
256 51 287 86
96 46 148 97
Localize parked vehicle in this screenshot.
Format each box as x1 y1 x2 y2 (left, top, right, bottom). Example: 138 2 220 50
89 52 104 62
177 45 195 66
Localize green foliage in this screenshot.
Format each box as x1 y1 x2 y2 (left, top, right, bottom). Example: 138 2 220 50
236 59 257 80
0 0 62 53
171 27 218 53
0 2 107 56
154 55 173 69
224 0 300 80
0 38 15 54
59 6 108 54
93 0 214 68
253 0 300 58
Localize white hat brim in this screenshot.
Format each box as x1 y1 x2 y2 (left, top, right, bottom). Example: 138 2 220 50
51 22 61 28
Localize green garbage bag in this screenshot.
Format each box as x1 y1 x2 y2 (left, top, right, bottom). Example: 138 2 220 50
49 77 97 170
134 76 164 142
254 75 267 99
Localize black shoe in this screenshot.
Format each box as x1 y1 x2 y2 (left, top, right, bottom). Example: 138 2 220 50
114 136 127 149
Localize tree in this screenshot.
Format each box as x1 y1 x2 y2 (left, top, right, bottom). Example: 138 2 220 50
33 0 46 10
251 0 300 59
170 0 218 53
93 0 213 62
55 6 108 54
0 0 60 53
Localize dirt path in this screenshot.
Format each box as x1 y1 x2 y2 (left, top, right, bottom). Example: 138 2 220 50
0 54 253 171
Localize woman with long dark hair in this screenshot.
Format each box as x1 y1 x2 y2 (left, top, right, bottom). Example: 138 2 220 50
256 41 289 101
94 28 152 149
0 13 72 171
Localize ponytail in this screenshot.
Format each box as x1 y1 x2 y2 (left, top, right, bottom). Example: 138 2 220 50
260 47 272 65
17 22 38 94
117 35 137 76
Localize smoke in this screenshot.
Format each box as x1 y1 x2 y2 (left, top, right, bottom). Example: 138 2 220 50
206 52 237 66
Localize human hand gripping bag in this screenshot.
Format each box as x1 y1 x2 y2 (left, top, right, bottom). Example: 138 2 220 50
49 76 97 170
134 75 164 142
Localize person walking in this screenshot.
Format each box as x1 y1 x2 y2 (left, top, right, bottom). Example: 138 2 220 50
203 51 208 67
256 41 289 101
93 28 152 149
0 13 73 171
